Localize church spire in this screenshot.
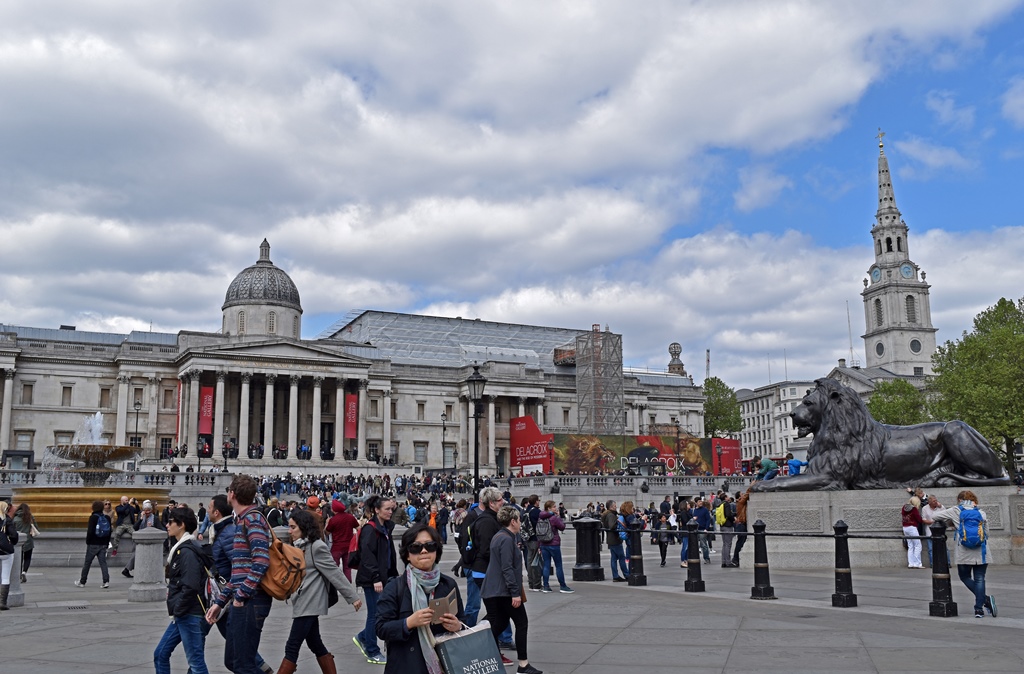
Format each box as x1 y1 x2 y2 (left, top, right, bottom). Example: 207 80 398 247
876 129 900 219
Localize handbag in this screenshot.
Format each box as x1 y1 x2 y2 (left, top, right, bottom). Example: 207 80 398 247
326 577 339 608
434 620 503 674
520 586 527 604
348 525 364 569
30 523 41 537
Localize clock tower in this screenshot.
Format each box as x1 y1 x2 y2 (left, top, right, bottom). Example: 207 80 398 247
861 132 937 376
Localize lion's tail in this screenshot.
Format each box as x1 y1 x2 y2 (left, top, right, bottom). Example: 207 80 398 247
946 474 1013 487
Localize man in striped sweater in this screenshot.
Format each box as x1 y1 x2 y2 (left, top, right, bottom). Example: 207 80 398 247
205 475 272 674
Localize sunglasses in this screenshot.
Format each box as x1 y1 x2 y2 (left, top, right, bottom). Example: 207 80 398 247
407 541 439 554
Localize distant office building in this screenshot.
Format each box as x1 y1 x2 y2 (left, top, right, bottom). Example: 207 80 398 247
736 380 814 462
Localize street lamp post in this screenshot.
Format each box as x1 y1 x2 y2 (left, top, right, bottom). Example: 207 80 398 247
441 411 448 473
223 426 229 472
466 365 487 502
133 400 142 452
715 442 723 476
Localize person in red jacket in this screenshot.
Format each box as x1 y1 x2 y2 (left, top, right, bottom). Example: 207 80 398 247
902 496 924 569
325 499 359 581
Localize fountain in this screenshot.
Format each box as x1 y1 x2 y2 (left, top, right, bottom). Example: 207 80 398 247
12 412 171 529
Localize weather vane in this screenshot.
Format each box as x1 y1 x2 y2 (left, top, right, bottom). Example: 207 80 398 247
876 127 885 153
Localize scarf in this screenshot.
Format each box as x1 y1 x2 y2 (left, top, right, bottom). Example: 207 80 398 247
167 531 194 566
407 566 443 674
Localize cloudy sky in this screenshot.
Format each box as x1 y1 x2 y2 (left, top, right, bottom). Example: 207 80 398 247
2 1 1023 389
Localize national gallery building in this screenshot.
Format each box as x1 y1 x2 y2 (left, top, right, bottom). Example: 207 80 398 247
0 240 704 474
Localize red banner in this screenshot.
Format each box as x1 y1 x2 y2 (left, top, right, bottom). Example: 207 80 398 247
510 416 554 475
198 386 214 435
344 393 358 439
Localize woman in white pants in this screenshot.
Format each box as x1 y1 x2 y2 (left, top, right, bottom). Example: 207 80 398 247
901 496 924 569
0 500 19 610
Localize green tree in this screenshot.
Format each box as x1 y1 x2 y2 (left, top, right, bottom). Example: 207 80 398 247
702 376 742 437
930 296 1024 466
866 379 928 425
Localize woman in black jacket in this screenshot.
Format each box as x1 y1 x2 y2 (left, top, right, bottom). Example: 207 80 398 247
375 523 464 674
153 507 213 674
353 494 399 665
74 500 110 589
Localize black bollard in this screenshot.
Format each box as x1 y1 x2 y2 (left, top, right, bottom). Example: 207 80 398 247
627 520 647 586
750 519 776 600
571 517 605 582
928 522 957 617
831 520 857 607
684 520 705 592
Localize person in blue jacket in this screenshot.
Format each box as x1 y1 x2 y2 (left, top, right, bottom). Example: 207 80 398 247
786 453 808 476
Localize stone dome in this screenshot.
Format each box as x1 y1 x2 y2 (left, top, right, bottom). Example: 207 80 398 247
222 239 302 313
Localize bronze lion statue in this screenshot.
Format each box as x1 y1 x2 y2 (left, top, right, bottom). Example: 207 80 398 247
750 378 1010 491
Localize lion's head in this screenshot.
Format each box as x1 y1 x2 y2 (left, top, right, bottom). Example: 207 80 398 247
791 378 872 438
563 436 616 474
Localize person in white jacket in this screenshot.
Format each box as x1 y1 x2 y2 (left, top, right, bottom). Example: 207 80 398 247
931 490 996 619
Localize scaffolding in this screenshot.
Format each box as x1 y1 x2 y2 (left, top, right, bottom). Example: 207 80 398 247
576 325 625 435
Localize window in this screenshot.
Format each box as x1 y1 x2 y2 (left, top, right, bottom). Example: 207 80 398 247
15 432 32 451
445 403 453 419
562 409 570 426
897 237 902 252
416 402 425 421
238 310 246 335
367 441 380 462
391 399 398 419
886 237 893 252
875 299 883 327
649 414 656 428
389 442 399 462
790 388 796 396
62 386 72 407
321 393 330 414
293 316 299 338
876 342 885 357
494 407 502 423
163 389 175 409
370 399 379 418
268 311 277 334
876 239 882 255
914 367 924 376
55 432 73 445
910 339 922 354
129 436 142 448
134 387 144 405
160 437 174 452
906 295 917 323
100 387 112 408
21 383 32 405
414 442 427 463
443 443 455 467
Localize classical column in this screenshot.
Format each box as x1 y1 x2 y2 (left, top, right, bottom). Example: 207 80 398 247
238 373 251 455
334 380 345 454
518 396 526 419
213 372 226 456
147 377 159 456
357 379 368 459
177 375 188 449
487 395 495 467
264 375 276 449
1 369 15 454
460 395 469 470
288 375 299 456
187 371 200 450
383 390 393 461
535 398 545 428
116 375 131 445
632 404 641 435
311 376 323 459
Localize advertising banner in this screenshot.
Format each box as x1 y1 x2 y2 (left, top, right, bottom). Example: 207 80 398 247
198 386 214 435
509 416 554 474
344 393 358 439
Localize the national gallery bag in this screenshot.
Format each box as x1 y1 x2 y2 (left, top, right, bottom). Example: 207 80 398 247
434 620 502 674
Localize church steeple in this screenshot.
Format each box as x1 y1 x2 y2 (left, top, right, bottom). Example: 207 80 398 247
861 129 937 378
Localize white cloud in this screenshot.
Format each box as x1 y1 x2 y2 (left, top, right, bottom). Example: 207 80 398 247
733 166 793 212
925 90 975 129
893 136 977 177
1002 77 1024 127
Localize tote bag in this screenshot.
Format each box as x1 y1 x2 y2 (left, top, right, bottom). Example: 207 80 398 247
434 620 503 674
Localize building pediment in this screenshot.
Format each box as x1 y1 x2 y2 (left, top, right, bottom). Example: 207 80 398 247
180 338 371 369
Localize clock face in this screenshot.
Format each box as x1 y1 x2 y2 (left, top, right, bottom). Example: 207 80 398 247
900 264 914 279
871 267 881 282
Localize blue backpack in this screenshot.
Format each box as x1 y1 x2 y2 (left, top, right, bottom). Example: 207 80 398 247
95 515 111 537
957 506 986 553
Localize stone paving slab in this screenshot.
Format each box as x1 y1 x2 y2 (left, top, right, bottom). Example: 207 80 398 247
6 555 1024 673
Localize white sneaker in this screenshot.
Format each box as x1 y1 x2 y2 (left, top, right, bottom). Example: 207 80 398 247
74 580 85 587
102 582 109 589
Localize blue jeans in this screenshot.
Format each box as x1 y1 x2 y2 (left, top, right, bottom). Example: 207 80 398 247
357 586 383 657
465 576 482 627
609 543 628 578
680 535 689 562
154 614 208 674
957 564 988 612
541 545 568 589
224 591 272 674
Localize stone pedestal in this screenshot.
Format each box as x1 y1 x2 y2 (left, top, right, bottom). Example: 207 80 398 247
128 527 169 602
6 538 25 607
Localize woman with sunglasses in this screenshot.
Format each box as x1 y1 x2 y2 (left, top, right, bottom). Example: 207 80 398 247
278 509 363 674
375 523 464 674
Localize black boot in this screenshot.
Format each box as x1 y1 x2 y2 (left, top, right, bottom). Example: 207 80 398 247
0 584 9 610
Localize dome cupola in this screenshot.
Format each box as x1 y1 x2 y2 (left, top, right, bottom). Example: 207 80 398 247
221 240 303 338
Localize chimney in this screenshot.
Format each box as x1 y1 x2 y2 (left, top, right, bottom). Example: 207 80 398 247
838 358 847 368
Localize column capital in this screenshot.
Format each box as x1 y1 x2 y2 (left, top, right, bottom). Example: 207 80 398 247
3 368 15 380
187 369 202 381
148 376 160 386
312 376 324 387
266 373 278 384
240 372 252 384
216 372 227 383
359 379 370 390
382 389 392 398
290 374 300 385
517 396 527 404
117 375 132 385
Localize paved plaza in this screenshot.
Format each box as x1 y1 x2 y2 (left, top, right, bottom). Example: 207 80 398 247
5 532 1024 673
